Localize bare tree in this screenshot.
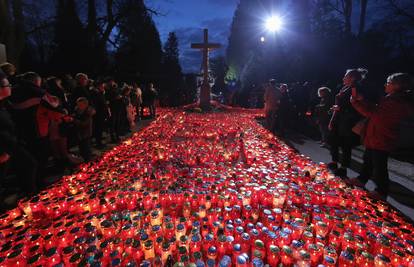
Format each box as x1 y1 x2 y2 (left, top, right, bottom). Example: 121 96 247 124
358 0 368 36
328 0 353 35
343 0 353 35
97 0 161 49
384 0 414 25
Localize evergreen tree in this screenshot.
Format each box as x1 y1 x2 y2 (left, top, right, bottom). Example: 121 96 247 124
226 0 256 83
162 32 183 106
85 0 107 75
115 0 162 83
50 0 88 74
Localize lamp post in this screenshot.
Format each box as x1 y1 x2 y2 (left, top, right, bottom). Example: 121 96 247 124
265 16 283 33
260 15 285 81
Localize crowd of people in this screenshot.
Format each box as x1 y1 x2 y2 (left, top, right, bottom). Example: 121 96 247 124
0 62 158 198
264 69 414 201
1 60 414 206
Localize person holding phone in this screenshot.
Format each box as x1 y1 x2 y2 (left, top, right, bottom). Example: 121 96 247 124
327 68 367 177
348 73 414 200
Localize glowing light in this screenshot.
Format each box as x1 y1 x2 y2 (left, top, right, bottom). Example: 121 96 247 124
260 36 265 42
265 16 283 32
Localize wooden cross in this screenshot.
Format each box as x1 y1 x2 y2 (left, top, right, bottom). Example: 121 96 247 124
191 29 221 109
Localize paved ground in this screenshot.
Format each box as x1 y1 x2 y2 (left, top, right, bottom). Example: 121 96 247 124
282 131 414 221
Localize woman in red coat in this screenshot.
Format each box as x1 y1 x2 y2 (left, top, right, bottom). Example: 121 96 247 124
349 73 414 199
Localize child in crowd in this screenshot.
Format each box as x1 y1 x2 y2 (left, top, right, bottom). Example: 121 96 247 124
74 97 96 162
315 87 333 147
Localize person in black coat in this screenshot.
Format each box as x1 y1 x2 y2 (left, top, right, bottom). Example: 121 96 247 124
9 72 45 151
145 83 158 118
277 84 293 137
70 73 91 109
315 87 333 147
90 80 110 148
106 79 123 142
328 68 366 177
0 70 38 194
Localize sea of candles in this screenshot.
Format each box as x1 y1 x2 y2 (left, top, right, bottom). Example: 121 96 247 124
0 107 413 266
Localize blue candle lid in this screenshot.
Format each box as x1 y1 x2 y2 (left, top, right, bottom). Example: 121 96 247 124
206 259 215 267
241 233 250 240
237 255 247 264
252 258 263 267
196 260 205 267
208 246 217 254
236 226 244 233
191 235 201 242
219 256 231 267
205 233 214 241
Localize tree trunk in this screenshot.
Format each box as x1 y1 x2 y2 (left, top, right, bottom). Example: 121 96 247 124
101 0 116 46
343 0 353 35
11 0 24 66
88 0 97 34
0 0 24 67
358 0 368 36
0 0 11 42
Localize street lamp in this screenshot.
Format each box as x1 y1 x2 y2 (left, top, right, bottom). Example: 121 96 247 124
260 36 266 43
265 15 283 33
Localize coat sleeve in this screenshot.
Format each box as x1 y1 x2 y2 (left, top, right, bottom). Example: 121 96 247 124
0 131 17 154
350 97 376 118
47 108 66 121
351 96 393 119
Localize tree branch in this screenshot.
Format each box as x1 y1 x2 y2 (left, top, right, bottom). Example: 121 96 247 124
386 0 414 23
25 20 54 35
107 37 119 49
328 1 344 14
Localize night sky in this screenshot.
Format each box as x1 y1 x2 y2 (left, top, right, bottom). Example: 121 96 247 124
147 0 239 73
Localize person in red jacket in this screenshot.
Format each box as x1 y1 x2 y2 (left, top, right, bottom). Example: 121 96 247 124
348 73 414 199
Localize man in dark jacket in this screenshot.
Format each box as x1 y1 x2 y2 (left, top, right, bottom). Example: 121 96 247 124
315 87 333 147
0 70 38 194
70 73 91 108
9 72 45 151
277 84 293 137
91 80 109 148
145 83 158 118
106 78 123 142
328 69 366 177
349 73 414 199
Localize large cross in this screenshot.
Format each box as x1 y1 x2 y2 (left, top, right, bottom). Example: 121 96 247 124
191 29 221 109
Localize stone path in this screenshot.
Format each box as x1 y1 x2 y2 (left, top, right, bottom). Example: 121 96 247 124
283 132 414 221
